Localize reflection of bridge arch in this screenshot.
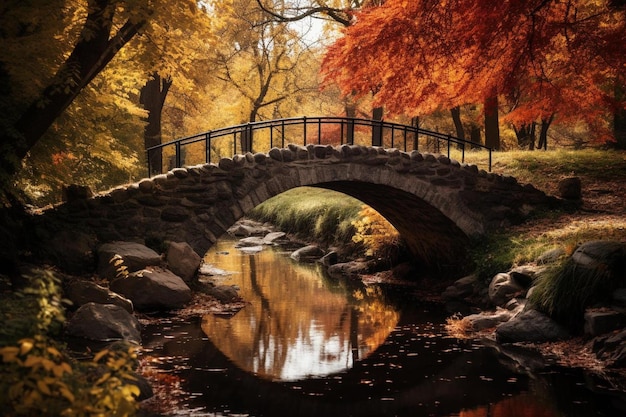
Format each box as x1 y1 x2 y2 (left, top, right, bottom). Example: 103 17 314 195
39 144 554 270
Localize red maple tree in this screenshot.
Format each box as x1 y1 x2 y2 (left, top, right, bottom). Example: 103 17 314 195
321 0 626 147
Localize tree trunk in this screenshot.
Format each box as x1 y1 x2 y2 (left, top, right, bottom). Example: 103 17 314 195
450 106 465 140
372 106 383 146
537 115 554 150
513 122 536 150
484 94 500 150
3 0 143 181
140 73 172 175
469 124 481 149
613 84 626 149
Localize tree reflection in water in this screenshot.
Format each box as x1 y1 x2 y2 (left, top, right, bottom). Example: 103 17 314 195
201 239 400 381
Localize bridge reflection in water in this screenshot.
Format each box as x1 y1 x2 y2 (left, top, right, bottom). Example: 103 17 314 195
200 238 400 381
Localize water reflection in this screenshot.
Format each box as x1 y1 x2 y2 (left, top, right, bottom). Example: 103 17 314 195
201 239 400 381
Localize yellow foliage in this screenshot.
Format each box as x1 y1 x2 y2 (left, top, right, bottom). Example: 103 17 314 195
351 205 399 257
1 337 141 417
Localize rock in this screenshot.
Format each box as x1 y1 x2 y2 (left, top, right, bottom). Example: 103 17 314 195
495 309 570 343
64 279 133 313
488 273 525 307
571 240 626 271
110 267 192 311
97 241 163 280
66 303 141 343
584 308 626 336
592 328 626 367
236 237 266 247
62 184 93 202
238 245 264 254
509 265 542 288
166 241 201 284
465 308 513 331
557 176 582 200
205 285 240 303
320 251 339 266
290 245 325 262
442 275 477 300
46 230 97 274
327 261 371 279
263 231 287 244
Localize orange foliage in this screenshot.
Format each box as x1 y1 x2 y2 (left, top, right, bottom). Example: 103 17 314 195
321 0 626 141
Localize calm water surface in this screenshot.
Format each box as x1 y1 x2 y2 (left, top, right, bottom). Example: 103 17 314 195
140 238 626 416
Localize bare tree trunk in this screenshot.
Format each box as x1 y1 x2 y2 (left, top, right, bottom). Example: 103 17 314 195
613 84 626 149
371 106 383 146
484 94 500 150
537 115 554 150
513 122 536 150
450 106 465 140
140 73 172 175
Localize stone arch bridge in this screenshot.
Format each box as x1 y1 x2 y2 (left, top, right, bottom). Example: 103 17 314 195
35 144 556 271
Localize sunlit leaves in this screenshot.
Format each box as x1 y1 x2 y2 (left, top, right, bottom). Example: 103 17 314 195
321 0 626 142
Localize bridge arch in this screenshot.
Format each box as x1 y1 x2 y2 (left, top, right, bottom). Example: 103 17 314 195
37 144 554 271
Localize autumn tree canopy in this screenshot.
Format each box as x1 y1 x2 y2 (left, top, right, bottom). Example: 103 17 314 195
321 0 626 145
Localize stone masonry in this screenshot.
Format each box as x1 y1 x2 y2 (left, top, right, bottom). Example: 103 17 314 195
33 144 556 269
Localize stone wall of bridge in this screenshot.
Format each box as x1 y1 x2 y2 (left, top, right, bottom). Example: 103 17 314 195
33 144 557 270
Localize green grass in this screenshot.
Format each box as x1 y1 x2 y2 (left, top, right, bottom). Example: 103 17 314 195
248 187 363 246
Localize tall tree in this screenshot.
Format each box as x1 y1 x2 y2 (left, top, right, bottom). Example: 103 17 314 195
0 0 206 198
321 0 626 146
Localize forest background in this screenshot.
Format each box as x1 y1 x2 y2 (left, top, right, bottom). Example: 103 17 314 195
1 0 625 207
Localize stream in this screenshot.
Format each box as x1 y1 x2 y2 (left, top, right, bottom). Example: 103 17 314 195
139 237 626 416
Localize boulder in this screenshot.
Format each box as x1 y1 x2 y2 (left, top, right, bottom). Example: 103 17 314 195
320 251 339 266
290 245 325 262
97 241 163 280
166 241 201 283
488 273 525 307
465 308 513 331
442 275 477 301
263 231 287 244
205 285 240 303
583 308 626 337
236 237 267 247
65 279 133 313
571 240 626 272
508 265 542 288
327 261 370 279
593 328 626 367
46 230 97 274
66 303 141 343
495 309 570 343
557 176 582 200
110 267 192 311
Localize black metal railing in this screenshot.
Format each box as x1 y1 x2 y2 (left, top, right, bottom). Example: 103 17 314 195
146 116 492 176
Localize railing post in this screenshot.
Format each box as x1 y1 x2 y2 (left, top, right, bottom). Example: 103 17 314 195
317 117 321 144
205 132 211 164
303 116 307 146
175 142 181 168
147 149 153 178
372 119 382 146
347 118 354 145
281 119 285 147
